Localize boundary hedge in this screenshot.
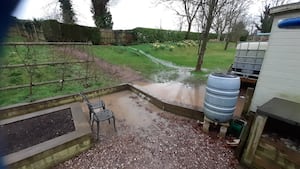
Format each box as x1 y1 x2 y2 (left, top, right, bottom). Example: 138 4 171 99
42 20 100 45
132 27 217 43
16 19 219 45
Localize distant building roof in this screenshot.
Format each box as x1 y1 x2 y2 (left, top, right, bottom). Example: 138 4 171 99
270 2 300 15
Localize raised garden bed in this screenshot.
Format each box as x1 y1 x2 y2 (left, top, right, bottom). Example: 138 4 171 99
1 103 92 169
0 108 75 156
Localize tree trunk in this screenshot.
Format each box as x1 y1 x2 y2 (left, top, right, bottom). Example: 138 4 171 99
224 30 231 50
195 0 217 71
185 22 192 39
195 29 210 71
224 38 230 50
217 31 221 41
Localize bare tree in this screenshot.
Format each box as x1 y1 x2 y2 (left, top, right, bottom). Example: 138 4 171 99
212 9 227 41
177 15 185 31
43 0 63 22
158 0 202 39
255 0 290 33
195 0 228 71
230 20 248 44
223 0 250 50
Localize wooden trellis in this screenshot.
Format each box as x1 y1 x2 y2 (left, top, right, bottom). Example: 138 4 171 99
0 42 95 96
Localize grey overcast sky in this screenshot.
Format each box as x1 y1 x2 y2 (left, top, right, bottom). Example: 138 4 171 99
12 0 298 31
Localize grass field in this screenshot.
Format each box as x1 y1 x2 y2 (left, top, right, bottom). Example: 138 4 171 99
132 41 236 71
0 45 118 107
89 45 170 79
1 39 236 106
89 41 236 82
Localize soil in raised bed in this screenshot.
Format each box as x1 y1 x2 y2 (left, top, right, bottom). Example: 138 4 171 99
0 108 75 156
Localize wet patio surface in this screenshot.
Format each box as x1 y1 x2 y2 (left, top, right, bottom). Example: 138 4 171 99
133 82 246 117
55 90 241 169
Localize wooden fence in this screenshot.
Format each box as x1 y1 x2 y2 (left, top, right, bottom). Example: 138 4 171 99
0 42 95 96
100 29 135 45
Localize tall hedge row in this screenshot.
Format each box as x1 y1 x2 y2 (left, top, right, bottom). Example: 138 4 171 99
132 27 217 43
41 20 100 44
40 20 218 45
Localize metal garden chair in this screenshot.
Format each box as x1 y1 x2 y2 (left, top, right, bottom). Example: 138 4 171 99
79 92 106 122
87 103 116 140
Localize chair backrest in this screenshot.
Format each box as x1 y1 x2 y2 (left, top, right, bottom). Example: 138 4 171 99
86 103 99 121
79 92 91 104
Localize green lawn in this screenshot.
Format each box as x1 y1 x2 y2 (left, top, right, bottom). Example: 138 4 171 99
88 45 170 79
0 45 118 107
88 41 236 84
132 41 236 71
0 39 237 106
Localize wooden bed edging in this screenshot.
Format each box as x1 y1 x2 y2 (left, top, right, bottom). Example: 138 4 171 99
0 83 204 121
129 85 204 121
0 84 129 120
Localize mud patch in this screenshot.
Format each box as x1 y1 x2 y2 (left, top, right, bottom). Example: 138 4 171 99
57 47 146 83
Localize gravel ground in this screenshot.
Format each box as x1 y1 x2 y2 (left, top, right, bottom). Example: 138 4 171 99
54 96 240 169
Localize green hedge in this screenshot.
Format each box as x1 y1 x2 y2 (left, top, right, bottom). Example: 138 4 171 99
41 20 100 44
132 27 217 43
41 20 218 45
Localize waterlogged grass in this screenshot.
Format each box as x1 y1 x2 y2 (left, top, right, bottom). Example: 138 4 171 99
132 41 236 71
89 45 170 79
132 42 197 67
89 41 236 85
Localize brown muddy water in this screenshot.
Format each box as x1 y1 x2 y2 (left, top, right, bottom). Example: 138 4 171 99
134 82 245 118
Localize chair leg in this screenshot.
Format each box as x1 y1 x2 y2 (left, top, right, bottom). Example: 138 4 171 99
89 111 91 122
96 121 100 140
90 113 93 126
108 119 111 124
91 119 94 131
113 116 116 132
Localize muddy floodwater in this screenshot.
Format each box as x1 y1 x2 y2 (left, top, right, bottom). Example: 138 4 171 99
56 90 243 169
134 82 245 118
134 82 206 108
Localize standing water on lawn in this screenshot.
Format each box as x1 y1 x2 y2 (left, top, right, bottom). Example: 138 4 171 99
128 47 209 83
128 48 210 108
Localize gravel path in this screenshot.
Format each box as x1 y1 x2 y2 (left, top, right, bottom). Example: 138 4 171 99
55 92 240 169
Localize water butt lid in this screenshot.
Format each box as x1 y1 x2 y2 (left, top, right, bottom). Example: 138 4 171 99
211 73 237 78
